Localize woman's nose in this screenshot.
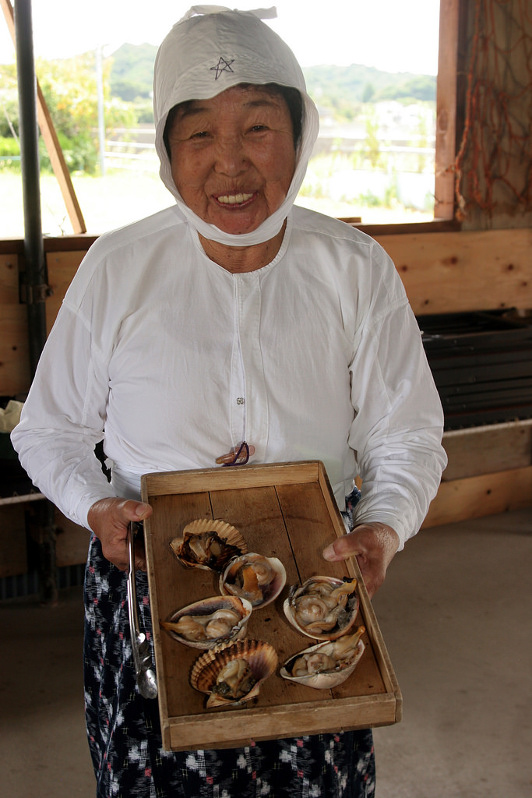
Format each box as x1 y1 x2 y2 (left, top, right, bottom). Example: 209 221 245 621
214 135 247 175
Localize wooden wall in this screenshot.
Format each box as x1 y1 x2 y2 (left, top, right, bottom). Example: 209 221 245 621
3 227 531 396
1 226 531 578
375 229 532 314
0 250 31 396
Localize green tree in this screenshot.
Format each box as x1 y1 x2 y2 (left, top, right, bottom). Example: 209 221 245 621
0 65 19 138
375 75 436 103
36 53 136 173
362 82 375 103
109 43 157 100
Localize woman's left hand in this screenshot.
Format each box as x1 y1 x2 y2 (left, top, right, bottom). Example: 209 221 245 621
322 522 400 598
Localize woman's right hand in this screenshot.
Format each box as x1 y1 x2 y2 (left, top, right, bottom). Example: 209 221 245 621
87 497 153 571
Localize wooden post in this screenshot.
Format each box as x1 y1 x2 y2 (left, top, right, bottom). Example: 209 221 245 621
434 0 459 220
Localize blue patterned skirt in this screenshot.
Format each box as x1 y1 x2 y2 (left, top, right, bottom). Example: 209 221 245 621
83 488 375 797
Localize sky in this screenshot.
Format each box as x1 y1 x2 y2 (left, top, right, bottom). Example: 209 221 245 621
1 0 440 74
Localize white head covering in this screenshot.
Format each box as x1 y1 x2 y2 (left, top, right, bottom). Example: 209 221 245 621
153 6 320 246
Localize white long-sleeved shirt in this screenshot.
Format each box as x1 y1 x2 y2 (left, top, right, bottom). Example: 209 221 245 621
11 205 447 549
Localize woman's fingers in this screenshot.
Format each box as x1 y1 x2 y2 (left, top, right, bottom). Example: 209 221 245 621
87 498 152 570
322 522 400 598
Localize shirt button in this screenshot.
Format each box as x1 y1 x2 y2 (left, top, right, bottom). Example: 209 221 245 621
236 397 245 405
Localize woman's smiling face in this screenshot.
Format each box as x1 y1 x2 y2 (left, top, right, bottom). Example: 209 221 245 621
166 85 297 235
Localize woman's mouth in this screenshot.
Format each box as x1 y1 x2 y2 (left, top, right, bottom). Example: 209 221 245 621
216 192 254 207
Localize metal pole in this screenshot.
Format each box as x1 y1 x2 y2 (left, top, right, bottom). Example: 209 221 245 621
14 0 48 376
14 0 57 604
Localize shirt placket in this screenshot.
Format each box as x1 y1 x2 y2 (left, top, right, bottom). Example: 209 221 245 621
229 273 268 460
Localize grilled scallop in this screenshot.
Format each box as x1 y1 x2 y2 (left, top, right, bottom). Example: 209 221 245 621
161 595 252 649
283 575 359 640
190 638 278 708
220 552 286 608
170 518 247 571
280 626 366 689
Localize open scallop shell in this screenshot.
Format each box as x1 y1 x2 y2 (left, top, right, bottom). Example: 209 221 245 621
160 595 253 649
219 552 287 608
283 575 359 640
190 638 278 708
280 626 366 689
170 518 247 571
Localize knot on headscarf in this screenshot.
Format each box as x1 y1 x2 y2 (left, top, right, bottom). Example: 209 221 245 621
179 6 278 23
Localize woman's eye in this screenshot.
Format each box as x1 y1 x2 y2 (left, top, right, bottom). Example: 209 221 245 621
190 130 210 139
249 124 268 133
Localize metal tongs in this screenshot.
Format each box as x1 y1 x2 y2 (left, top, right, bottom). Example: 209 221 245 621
127 521 158 699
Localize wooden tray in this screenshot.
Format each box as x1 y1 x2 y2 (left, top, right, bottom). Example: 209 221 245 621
141 460 402 751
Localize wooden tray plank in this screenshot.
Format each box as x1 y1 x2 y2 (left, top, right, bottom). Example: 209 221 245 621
208 483 377 706
276 481 346 579
276 481 388 699
209 485 291 560
144 461 321 497
148 488 305 717
148 491 218 724
165 692 398 751
275 478 400 707
208 485 312 706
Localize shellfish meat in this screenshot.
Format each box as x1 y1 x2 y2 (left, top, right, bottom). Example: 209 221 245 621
161 595 252 649
190 638 278 708
170 518 247 571
280 626 366 689
283 575 359 640
219 552 286 608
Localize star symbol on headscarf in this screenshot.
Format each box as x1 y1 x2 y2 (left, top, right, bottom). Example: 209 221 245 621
210 56 235 80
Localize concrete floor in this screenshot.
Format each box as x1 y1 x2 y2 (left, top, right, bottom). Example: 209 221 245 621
1 507 531 798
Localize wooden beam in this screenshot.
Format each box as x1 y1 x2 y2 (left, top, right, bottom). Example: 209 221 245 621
0 252 31 395
35 84 87 233
422 465 532 528
374 228 532 315
1 0 86 234
55 510 90 567
3 228 531 395
443 420 532 481
45 249 86 332
40 228 532 320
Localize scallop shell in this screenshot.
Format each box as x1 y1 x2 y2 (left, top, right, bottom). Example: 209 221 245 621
170 518 247 571
219 552 287 608
190 638 278 708
280 627 366 689
283 575 359 640
161 595 253 649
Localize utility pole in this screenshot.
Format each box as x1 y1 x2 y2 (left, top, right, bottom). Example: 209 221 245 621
96 44 106 176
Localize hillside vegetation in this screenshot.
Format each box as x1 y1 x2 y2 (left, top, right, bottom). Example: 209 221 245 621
109 43 436 121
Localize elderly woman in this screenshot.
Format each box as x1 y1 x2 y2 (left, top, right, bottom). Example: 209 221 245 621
12 7 446 797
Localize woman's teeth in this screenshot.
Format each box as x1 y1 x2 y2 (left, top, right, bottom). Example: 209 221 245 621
217 193 253 205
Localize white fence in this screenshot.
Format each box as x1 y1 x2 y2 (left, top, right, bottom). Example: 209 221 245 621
103 138 159 173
